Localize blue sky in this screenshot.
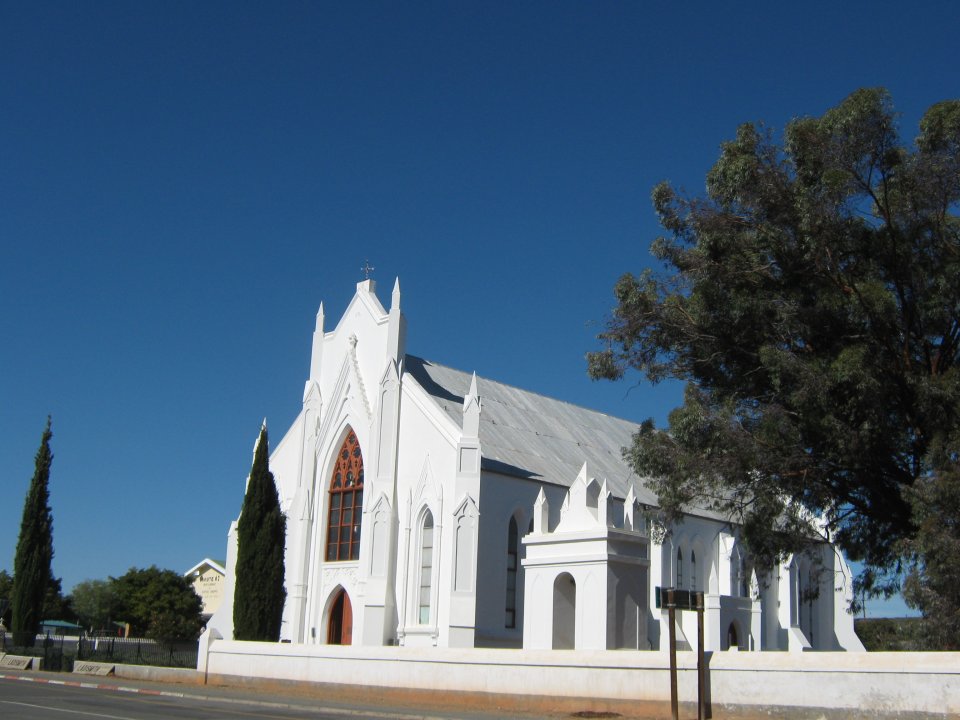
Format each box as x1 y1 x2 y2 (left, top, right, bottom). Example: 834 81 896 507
2 1 955 618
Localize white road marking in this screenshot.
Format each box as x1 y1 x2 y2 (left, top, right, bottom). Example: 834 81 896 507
1 700 142 720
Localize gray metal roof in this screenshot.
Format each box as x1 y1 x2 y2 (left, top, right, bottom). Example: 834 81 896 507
404 355 660 505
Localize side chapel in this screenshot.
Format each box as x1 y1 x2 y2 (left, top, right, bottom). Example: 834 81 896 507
207 280 864 653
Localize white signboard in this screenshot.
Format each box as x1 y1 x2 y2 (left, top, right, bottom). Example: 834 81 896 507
73 661 115 676
0 654 34 670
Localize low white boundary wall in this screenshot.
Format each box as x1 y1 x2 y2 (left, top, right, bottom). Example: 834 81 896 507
203 641 960 716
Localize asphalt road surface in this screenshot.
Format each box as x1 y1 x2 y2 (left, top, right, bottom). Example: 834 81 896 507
0 675 549 720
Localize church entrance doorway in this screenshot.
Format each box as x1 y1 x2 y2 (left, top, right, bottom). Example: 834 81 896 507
327 588 353 645
552 573 576 649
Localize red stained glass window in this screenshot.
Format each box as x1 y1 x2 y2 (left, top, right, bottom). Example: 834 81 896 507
326 431 364 562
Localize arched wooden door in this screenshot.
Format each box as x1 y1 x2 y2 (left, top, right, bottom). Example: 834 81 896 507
327 588 353 645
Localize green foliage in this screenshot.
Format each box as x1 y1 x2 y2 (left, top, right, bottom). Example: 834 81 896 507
901 425 960 649
0 570 72 628
0 569 12 625
590 90 960 637
11 417 55 644
70 579 117 633
233 424 286 642
110 566 203 641
42 573 74 622
854 617 928 651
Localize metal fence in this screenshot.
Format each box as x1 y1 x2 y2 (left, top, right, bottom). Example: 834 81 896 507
77 635 198 669
0 630 198 671
1 631 73 671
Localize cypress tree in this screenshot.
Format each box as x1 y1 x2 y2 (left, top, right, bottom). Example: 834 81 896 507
233 422 286 641
11 417 54 646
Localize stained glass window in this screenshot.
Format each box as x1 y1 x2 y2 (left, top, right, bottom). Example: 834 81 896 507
326 430 364 562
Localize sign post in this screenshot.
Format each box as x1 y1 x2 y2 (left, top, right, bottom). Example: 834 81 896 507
662 587 708 720
665 588 678 720
696 590 707 720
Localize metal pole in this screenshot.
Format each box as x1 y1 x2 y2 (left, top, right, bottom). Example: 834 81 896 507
666 588 678 720
697 591 706 720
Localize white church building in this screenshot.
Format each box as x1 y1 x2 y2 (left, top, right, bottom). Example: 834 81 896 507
207 279 864 654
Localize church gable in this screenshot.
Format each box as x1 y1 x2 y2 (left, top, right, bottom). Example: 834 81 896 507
307 279 405 432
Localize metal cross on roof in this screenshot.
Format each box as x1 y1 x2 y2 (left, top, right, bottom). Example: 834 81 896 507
361 260 375 279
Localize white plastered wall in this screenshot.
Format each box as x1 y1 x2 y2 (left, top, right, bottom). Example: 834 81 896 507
521 467 649 651
473 472 561 648
392 373 464 647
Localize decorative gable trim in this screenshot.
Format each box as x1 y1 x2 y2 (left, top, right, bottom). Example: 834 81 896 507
414 455 441 505
452 493 479 519
302 379 322 406
348 333 372 421
367 491 392 516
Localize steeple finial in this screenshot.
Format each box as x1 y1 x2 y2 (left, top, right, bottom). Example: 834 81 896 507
310 302 325 381
533 487 549 534
462 371 481 437
391 277 401 312
361 260 375 279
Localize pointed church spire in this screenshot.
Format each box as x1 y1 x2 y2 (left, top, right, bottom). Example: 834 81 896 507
310 302 325 381
598 478 612 528
391 277 401 312
576 461 589 486
533 487 549 534
386 276 406 363
624 485 639 532
462 372 481 438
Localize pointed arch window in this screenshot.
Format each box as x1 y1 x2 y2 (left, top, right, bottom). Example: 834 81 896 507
418 510 435 625
731 546 743 597
690 550 697 591
676 548 684 588
505 516 519 628
326 430 364 562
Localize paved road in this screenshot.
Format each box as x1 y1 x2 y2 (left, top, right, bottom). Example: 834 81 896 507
0 669 871 720
0 674 598 720
3 681 330 719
